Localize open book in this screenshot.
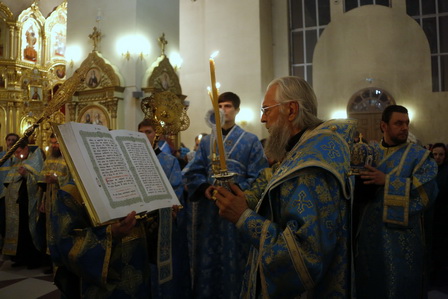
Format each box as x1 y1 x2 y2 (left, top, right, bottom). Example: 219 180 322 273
54 122 180 226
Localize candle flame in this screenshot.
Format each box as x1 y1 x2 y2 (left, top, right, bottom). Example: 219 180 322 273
207 86 212 92
210 51 219 59
216 82 221 89
20 154 24 159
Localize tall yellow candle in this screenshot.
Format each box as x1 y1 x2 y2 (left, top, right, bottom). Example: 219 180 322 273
207 87 213 102
209 54 227 172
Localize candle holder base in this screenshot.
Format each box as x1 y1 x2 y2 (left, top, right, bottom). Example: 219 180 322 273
212 171 236 190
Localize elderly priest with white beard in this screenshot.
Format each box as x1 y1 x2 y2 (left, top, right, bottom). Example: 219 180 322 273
211 76 356 298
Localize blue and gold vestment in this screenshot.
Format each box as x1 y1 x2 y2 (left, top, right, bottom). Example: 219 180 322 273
49 183 152 298
3 148 44 255
238 119 356 298
184 125 268 299
151 150 192 298
355 142 438 299
38 155 71 254
0 151 15 249
0 150 15 198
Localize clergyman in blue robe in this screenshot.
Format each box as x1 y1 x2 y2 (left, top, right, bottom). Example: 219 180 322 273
355 105 438 299
184 92 268 298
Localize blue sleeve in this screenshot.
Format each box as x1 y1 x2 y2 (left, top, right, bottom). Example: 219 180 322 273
184 136 211 200
237 137 268 190
238 168 347 295
49 186 111 286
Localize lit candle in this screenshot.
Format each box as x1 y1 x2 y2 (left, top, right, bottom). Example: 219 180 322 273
209 51 227 172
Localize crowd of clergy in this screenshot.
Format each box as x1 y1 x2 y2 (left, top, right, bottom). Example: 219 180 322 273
0 76 447 298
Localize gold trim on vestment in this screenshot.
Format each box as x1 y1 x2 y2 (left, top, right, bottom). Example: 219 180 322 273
413 150 431 207
102 225 113 285
383 175 410 226
257 220 270 299
284 226 315 290
69 232 85 270
396 144 412 175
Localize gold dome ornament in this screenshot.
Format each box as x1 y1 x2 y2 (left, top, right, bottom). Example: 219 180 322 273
349 134 378 175
140 90 190 136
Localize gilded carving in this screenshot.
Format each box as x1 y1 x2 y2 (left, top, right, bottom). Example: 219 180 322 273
144 55 183 96
141 35 188 149
0 3 14 21
71 50 124 129
0 1 68 149
76 52 123 91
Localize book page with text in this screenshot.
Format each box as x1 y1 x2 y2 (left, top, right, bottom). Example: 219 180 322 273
58 122 151 223
111 130 180 210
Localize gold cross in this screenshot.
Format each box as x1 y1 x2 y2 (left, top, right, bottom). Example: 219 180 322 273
158 33 168 55
89 27 102 52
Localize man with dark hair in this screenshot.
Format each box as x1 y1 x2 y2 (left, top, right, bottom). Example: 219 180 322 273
212 76 355 297
218 91 240 109
4 133 19 147
355 104 438 298
3 137 45 268
381 104 409 124
0 133 19 250
184 91 268 298
138 119 172 155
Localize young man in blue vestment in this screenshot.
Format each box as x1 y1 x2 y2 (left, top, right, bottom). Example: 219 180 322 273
184 92 269 298
212 77 356 298
354 105 438 299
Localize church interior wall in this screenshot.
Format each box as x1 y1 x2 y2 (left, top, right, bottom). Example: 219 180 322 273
65 0 180 132
179 0 280 148
2 0 447 149
271 0 289 80
313 1 446 145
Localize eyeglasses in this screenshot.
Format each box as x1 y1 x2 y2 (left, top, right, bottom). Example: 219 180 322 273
260 103 282 115
260 101 294 116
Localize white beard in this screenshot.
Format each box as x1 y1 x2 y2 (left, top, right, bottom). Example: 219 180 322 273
264 115 291 162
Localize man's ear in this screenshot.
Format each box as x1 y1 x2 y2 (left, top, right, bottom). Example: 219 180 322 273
380 121 387 133
288 101 299 121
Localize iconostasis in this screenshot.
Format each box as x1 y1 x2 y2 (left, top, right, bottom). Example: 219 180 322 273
0 1 67 150
0 1 187 154
68 50 125 131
